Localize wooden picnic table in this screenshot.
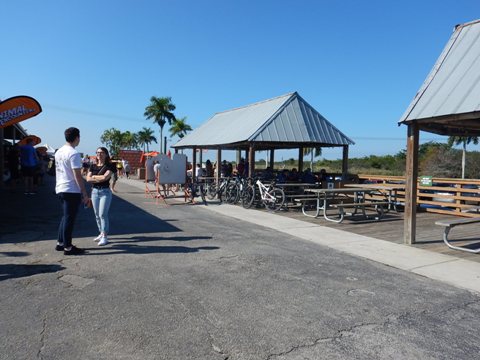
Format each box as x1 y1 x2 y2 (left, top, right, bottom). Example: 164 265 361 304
344 183 405 211
301 187 391 223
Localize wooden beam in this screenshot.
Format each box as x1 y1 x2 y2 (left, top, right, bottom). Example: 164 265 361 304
342 145 349 178
298 147 304 172
270 149 275 170
404 123 419 245
216 148 221 185
192 147 197 182
248 144 255 177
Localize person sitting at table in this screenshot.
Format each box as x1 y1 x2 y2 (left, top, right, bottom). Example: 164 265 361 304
288 168 299 182
318 168 328 182
276 169 289 183
301 168 317 184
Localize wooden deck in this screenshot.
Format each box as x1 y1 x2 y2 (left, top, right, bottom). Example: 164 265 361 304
263 206 480 263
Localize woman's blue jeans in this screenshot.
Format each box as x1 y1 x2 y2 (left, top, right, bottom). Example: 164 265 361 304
91 187 112 234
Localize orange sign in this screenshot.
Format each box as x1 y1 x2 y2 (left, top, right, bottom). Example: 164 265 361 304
0 96 42 129
18 135 42 146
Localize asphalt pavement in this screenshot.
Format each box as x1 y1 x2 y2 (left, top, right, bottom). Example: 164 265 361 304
1 177 480 360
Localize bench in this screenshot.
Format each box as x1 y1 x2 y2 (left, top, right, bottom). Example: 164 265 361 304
435 217 480 253
331 201 391 220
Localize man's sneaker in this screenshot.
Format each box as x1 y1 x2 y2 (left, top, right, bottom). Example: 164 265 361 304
55 244 64 251
64 246 86 255
93 234 103 242
98 237 109 246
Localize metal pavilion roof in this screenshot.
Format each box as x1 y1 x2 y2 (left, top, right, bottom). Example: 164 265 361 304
399 19 480 136
173 92 354 149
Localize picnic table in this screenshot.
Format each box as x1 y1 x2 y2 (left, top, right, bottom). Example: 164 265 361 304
300 187 391 223
275 182 321 206
344 183 405 211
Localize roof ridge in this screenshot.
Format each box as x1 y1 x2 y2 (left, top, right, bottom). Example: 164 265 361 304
214 92 296 115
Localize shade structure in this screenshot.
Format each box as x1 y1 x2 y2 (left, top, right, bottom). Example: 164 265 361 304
399 19 480 245
18 135 41 146
399 19 480 136
173 92 354 150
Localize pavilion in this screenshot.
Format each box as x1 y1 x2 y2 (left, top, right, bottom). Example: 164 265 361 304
172 92 354 181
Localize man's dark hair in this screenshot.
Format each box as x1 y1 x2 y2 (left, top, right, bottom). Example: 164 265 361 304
64 127 80 143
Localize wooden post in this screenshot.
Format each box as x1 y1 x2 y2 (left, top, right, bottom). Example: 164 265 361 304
0 128 4 189
236 149 241 166
404 123 419 245
192 147 197 182
270 149 275 170
248 144 255 177
342 145 349 179
199 149 203 170
216 148 221 185
298 147 304 172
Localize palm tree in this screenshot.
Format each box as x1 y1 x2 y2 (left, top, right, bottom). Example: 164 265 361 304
447 136 479 179
137 127 157 152
169 116 192 139
100 128 123 156
144 96 176 153
303 147 322 171
121 131 139 150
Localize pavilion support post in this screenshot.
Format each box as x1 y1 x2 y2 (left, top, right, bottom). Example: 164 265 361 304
236 150 241 166
404 123 419 245
192 147 197 182
199 150 203 169
0 128 4 189
174 148 178 154
342 145 349 179
298 147 304 172
216 149 221 185
248 144 255 177
270 149 275 170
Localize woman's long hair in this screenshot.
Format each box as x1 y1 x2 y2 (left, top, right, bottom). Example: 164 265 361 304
96 147 111 165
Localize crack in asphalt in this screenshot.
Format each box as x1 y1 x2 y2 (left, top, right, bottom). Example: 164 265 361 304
36 315 47 359
265 298 480 359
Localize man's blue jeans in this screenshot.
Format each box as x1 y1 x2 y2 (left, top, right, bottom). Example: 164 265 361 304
57 192 82 248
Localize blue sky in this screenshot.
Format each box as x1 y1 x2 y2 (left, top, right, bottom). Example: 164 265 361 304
2 0 479 161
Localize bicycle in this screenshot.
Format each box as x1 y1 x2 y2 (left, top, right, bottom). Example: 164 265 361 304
206 177 237 203
244 178 285 211
185 178 207 204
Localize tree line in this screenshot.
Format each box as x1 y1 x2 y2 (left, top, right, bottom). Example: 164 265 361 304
312 138 480 179
100 96 192 156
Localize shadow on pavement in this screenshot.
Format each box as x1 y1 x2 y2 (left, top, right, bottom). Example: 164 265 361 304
83 244 219 256
0 263 65 281
0 176 183 245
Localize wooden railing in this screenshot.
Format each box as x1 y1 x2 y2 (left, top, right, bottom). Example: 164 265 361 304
357 174 480 218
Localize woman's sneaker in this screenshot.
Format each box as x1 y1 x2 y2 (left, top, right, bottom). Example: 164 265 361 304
98 237 109 246
93 234 103 242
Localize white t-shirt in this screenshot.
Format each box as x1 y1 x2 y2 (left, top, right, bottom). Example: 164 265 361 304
55 144 82 194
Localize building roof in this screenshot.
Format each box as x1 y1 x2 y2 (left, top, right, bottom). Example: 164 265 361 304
173 92 354 149
399 19 480 136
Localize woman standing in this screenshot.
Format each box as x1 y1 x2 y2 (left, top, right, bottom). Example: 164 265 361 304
86 147 116 246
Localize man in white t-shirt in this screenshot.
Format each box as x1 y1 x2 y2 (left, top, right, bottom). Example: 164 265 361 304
55 127 90 255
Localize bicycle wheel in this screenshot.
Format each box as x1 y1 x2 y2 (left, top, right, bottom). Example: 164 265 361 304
225 183 240 204
206 182 217 200
242 185 255 209
265 187 285 211
198 183 207 203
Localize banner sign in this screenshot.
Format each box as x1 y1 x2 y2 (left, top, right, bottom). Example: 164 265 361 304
0 96 42 129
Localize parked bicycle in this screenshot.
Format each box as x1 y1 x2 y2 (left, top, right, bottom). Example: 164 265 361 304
243 178 285 211
206 177 238 203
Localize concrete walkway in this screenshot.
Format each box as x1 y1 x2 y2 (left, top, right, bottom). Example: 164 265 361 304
125 178 480 294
